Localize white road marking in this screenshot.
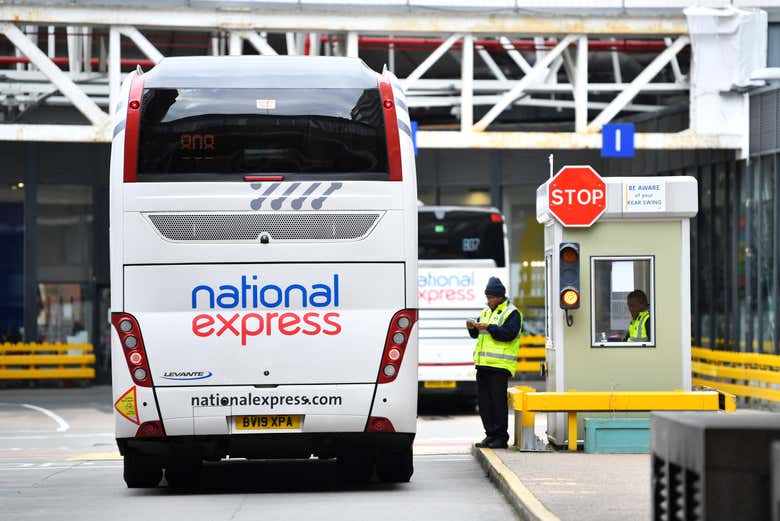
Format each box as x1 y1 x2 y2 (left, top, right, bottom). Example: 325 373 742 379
20 404 70 432
0 465 122 471
416 456 472 462
0 432 112 440
415 437 475 443
0 447 72 451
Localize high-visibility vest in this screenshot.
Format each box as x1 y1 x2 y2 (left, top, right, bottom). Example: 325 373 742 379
473 300 522 376
627 310 650 342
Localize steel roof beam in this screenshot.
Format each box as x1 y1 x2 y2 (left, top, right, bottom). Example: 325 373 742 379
0 75 690 94
406 95 660 112
587 35 690 130
474 35 577 132
402 33 462 91
406 81 688 92
0 123 109 142
499 36 533 75
0 5 688 35
0 22 108 127
234 30 278 56
117 26 164 64
0 6 745 151
417 130 742 150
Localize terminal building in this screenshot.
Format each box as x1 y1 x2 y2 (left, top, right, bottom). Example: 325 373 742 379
0 1 778 380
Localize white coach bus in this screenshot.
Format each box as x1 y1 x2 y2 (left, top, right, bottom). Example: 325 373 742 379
109 56 418 488
417 206 510 399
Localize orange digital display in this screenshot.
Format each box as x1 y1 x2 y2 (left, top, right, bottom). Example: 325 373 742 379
180 133 215 160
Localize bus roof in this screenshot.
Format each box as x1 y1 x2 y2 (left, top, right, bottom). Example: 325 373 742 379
142 56 380 89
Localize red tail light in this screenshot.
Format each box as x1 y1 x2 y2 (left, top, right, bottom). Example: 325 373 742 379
377 76 402 182
136 420 165 438
111 312 153 387
490 213 503 223
123 72 145 183
377 308 417 384
366 416 395 433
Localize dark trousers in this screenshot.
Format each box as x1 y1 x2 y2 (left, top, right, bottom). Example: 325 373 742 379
476 367 510 442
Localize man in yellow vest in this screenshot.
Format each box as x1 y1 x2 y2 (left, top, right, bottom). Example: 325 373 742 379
624 289 651 343
466 277 522 449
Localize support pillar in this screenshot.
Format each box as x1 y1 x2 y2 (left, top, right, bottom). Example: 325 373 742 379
23 143 38 343
491 150 502 210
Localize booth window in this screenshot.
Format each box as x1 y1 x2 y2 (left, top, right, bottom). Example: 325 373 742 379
591 256 655 347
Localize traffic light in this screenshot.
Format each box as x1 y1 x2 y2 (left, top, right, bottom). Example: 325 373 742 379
559 242 580 310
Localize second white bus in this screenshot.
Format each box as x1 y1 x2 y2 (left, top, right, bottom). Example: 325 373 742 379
417 206 510 399
109 56 418 488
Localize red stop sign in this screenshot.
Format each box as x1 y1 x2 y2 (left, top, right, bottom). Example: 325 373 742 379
548 165 606 227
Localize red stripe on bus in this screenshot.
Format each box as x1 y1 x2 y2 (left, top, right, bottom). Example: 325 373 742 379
377 76 402 182
244 175 284 182
123 73 145 183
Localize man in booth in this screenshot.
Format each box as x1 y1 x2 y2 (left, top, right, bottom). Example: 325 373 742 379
624 289 651 343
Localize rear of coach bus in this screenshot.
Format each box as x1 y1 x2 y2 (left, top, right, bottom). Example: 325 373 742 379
109 56 418 486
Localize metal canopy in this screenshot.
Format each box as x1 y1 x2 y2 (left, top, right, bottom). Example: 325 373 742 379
0 2 755 150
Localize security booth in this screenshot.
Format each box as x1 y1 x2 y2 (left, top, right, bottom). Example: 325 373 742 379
536 167 698 446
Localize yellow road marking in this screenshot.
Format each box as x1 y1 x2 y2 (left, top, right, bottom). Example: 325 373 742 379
481 448 561 521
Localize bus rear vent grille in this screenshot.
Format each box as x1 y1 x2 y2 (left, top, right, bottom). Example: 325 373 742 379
148 213 381 241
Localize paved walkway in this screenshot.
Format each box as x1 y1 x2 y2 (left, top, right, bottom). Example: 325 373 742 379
473 446 650 521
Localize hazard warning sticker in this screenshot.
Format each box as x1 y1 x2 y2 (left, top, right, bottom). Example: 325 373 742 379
114 386 139 425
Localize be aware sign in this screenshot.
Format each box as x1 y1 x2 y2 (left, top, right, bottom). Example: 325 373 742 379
624 181 666 212
548 165 607 227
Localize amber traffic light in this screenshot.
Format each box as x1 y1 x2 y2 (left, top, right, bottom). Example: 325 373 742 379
559 243 580 310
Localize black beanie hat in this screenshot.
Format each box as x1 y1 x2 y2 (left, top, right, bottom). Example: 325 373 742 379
485 277 506 297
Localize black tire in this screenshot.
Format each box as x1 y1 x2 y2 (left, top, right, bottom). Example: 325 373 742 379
165 456 202 491
375 447 413 483
461 396 479 414
336 452 373 484
123 451 163 488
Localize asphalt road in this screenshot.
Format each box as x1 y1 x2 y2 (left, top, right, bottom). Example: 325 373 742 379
0 386 518 521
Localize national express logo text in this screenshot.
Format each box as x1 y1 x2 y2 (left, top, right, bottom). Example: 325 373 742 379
418 272 476 304
191 275 341 346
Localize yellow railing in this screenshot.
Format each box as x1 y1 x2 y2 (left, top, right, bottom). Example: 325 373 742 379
508 386 736 451
691 346 780 403
0 343 95 380
517 335 546 374
698 337 778 354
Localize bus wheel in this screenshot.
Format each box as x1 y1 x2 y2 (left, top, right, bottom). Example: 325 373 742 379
376 447 413 483
336 452 373 484
123 451 163 488
165 456 202 491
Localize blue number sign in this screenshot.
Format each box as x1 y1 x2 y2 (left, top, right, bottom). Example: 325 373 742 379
601 123 635 158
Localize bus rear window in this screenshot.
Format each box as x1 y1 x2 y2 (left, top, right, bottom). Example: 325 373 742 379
137 88 389 181
418 210 506 267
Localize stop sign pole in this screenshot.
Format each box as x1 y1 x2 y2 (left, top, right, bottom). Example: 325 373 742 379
548 165 607 227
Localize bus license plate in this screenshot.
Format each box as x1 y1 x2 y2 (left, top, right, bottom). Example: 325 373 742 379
424 381 457 389
234 415 302 430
